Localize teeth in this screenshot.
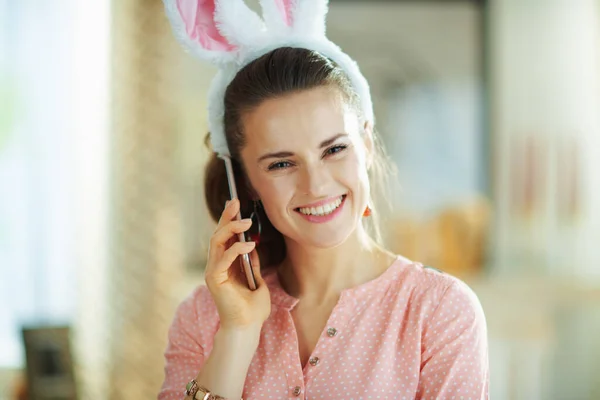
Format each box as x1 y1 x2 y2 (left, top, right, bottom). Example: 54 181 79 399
299 196 343 216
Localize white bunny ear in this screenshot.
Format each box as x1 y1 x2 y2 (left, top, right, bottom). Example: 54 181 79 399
214 1 266 49
291 0 328 37
259 0 328 38
164 0 264 66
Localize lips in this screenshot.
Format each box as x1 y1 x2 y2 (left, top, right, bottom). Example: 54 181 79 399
295 195 346 216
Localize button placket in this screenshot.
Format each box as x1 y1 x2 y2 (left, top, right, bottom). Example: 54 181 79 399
304 298 355 381
275 307 306 400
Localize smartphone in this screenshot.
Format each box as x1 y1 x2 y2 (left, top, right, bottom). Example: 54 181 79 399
219 154 258 290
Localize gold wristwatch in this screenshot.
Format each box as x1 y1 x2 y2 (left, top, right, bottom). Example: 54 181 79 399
185 379 228 400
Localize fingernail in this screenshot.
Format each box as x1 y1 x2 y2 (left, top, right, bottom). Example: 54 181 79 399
225 200 230 208
241 218 252 224
245 241 256 247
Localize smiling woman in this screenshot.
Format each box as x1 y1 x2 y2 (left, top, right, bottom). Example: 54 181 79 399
159 1 489 399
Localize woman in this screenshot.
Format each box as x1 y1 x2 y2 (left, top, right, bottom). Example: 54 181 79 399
159 1 488 399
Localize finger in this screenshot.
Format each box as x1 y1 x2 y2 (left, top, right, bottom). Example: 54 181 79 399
213 218 252 248
224 235 236 250
215 198 240 231
208 218 252 258
209 241 256 279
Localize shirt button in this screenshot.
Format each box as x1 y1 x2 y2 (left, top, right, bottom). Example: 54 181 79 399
327 327 338 337
292 386 302 396
309 356 320 366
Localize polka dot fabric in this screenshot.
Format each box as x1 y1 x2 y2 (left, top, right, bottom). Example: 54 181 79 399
159 256 489 399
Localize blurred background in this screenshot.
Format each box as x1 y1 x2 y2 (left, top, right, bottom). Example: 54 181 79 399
1 0 599 399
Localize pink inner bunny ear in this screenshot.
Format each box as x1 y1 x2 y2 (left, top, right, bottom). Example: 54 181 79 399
273 0 294 26
176 0 235 51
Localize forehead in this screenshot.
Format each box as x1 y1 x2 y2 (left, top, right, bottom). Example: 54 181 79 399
240 86 360 155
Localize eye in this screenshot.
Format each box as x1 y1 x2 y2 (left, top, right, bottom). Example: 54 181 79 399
267 160 293 171
324 144 348 157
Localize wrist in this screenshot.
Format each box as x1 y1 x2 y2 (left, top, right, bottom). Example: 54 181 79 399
215 325 261 353
218 323 262 339
192 325 260 398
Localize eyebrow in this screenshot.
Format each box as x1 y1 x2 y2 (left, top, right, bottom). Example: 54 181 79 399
257 133 349 162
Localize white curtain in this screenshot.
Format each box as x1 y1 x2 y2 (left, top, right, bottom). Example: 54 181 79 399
0 0 110 381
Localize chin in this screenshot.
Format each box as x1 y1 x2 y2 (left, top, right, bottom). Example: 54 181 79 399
303 230 351 249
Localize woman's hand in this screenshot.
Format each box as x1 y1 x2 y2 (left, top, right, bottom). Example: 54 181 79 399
204 198 271 331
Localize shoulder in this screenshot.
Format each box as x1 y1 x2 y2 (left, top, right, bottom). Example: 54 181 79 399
175 284 218 318
391 255 459 297
391 256 486 324
169 285 220 346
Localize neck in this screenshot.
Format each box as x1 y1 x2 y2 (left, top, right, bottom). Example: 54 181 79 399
278 223 395 304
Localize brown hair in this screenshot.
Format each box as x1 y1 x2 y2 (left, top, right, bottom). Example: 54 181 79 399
204 47 393 268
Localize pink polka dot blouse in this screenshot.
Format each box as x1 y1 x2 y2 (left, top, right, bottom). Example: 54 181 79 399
159 256 489 399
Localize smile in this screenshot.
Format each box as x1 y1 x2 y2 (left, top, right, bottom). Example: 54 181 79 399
296 195 346 216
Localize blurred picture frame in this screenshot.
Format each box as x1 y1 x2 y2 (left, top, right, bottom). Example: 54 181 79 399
21 326 77 400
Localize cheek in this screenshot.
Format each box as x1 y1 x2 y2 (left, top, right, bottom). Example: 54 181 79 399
339 150 370 188
251 174 295 212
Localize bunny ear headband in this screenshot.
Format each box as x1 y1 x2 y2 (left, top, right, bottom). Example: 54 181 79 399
163 0 374 156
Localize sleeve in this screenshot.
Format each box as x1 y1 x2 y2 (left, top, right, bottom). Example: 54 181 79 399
158 292 206 400
416 280 489 400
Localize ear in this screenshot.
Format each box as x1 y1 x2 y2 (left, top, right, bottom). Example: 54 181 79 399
163 0 264 65
259 0 329 37
362 120 375 170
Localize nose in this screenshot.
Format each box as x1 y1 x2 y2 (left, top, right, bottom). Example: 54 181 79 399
298 163 330 197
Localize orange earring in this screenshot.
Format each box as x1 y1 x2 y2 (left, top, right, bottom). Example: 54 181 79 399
363 205 372 217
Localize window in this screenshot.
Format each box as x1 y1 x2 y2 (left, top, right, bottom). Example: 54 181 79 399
0 0 110 369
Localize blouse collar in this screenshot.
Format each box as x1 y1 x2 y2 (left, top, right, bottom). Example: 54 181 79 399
263 256 403 311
